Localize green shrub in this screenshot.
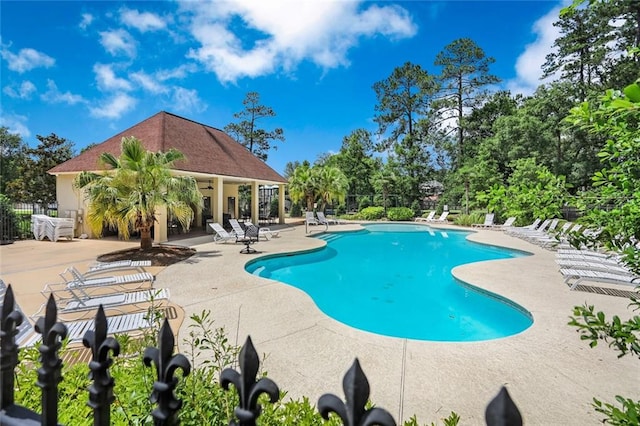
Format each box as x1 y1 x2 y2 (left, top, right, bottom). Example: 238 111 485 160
358 206 385 220
387 207 414 221
409 200 421 217
269 198 279 218
290 202 302 217
358 196 372 210
453 213 485 227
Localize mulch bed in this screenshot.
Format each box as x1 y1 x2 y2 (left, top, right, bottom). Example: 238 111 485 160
96 245 196 266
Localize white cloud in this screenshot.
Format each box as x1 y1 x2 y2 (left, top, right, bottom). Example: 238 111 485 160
0 45 55 73
130 71 168 94
99 28 136 57
3 80 36 99
120 8 167 32
507 4 563 96
79 13 94 30
171 87 206 113
93 63 133 91
89 93 137 119
41 79 86 105
0 113 31 138
156 63 198 81
180 0 417 83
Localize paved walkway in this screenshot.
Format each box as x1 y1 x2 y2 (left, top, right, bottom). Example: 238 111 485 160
1 221 637 425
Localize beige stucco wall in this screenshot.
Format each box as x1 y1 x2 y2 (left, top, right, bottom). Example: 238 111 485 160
55 174 87 237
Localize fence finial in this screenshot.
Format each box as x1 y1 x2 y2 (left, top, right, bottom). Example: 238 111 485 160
35 294 68 426
485 386 522 426
144 318 191 425
1 285 23 409
220 335 280 426
83 305 120 425
318 358 396 426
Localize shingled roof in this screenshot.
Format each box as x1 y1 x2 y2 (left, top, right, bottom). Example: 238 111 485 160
49 111 287 184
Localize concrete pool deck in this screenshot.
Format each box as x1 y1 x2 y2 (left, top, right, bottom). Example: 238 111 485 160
1 221 637 424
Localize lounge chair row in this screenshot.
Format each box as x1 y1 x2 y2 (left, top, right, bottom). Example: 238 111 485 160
2 258 171 347
306 211 344 227
555 248 640 290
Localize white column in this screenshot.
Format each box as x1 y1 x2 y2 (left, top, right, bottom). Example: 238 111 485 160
278 184 286 224
213 177 223 225
251 181 259 224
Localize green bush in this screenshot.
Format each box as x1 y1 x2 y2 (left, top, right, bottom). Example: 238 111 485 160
387 207 414 221
453 213 485 227
358 196 372 210
358 206 385 220
290 202 302 217
410 200 422 217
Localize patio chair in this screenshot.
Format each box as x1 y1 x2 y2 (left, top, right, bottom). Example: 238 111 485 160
238 223 260 254
305 211 319 226
209 222 236 243
430 211 449 223
35 287 170 318
0 280 36 347
472 213 495 228
505 218 541 235
415 211 436 222
88 260 151 274
489 216 516 230
560 267 640 290
228 218 246 239
317 211 337 225
42 266 154 297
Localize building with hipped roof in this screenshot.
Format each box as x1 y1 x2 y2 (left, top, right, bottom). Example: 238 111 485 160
49 111 288 243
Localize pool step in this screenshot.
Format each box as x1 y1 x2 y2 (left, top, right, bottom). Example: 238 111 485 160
316 233 343 243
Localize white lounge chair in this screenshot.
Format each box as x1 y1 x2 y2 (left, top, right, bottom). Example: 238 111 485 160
209 222 236 243
228 218 246 239
489 216 516 230
35 288 170 317
88 260 151 274
228 218 277 241
317 211 337 225
0 280 35 347
505 218 541 235
305 211 319 226
560 267 640 290
43 266 154 297
430 211 449 223
415 211 436 222
472 213 495 228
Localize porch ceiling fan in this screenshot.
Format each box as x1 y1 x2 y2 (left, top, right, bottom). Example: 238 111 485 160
199 180 214 190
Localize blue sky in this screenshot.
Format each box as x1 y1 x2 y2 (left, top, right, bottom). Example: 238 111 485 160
1 1 565 176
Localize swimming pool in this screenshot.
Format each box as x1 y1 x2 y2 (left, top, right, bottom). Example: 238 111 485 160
246 223 533 341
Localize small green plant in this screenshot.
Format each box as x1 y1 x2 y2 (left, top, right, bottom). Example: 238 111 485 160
453 212 484 227
410 200 422 217
290 202 302 217
358 206 385 220
358 196 372 210
387 207 414 221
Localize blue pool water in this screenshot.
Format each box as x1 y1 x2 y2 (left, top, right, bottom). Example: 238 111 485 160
246 223 533 341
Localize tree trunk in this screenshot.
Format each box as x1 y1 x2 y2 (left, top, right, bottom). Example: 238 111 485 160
140 227 153 250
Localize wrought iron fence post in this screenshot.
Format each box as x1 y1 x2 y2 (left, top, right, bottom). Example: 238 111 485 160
143 318 191 425
83 305 120 426
318 358 396 426
0 285 22 409
220 336 280 426
35 294 68 426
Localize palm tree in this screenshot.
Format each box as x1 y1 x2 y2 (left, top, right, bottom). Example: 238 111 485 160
74 136 203 250
288 164 318 211
316 166 348 212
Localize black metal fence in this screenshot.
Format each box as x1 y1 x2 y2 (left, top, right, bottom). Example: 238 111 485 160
1 284 523 425
1 202 59 242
